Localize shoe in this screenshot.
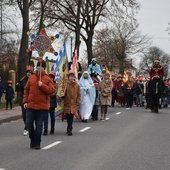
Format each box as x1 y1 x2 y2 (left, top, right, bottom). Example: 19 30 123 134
43 130 48 136
50 129 54 134
23 130 29 136
30 141 35 149
34 144 40 150
67 131 72 136
84 119 87 123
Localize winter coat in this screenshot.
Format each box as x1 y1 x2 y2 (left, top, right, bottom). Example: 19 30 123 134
135 82 144 95
94 89 101 106
23 72 55 110
16 76 29 105
99 79 113 106
63 81 80 115
5 86 14 100
124 81 134 95
50 83 57 108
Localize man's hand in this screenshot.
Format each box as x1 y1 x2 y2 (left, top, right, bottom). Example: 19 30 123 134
38 81 42 87
24 103 28 109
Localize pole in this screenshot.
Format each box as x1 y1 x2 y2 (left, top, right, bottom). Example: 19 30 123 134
70 36 73 60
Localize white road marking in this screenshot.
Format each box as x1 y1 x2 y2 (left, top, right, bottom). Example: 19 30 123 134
115 112 121 115
79 127 91 132
0 169 5 170
42 141 62 150
126 108 130 110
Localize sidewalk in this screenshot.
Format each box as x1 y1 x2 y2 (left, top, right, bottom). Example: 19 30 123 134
0 106 22 125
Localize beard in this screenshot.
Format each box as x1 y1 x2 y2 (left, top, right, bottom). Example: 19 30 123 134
84 77 88 79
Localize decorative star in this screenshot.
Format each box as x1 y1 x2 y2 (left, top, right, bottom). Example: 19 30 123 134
26 24 59 58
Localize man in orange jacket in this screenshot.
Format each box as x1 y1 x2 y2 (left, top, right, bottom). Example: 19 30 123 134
23 59 55 149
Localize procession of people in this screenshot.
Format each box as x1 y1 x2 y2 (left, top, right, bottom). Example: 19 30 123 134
23 58 170 149
1 57 170 150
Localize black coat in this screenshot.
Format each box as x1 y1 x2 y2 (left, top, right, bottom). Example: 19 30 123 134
5 86 14 100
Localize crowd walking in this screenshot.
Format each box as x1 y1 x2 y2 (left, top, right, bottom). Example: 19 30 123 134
1 57 170 150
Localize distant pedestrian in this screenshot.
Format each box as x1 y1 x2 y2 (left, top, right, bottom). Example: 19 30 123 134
0 77 4 103
16 65 33 136
5 80 14 110
43 71 58 135
91 73 100 121
62 71 80 136
23 59 55 149
99 73 113 120
124 80 134 108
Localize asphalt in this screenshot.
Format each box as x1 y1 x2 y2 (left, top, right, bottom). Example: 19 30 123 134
0 106 22 125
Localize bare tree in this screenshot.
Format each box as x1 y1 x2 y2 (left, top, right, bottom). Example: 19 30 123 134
16 0 35 82
94 16 150 74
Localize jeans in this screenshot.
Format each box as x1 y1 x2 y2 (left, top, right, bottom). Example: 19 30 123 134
49 107 55 130
26 109 47 145
21 105 27 130
44 107 55 130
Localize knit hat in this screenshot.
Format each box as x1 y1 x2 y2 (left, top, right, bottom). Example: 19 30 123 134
91 58 97 62
7 80 12 84
36 59 46 69
49 71 56 79
68 70 75 77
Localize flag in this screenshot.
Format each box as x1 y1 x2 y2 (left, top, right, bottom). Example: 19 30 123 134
105 65 110 74
70 46 78 80
53 42 69 117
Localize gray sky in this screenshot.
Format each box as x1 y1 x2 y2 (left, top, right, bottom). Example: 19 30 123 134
137 0 170 54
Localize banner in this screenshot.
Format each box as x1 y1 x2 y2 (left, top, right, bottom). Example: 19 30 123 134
54 42 69 116
70 46 78 80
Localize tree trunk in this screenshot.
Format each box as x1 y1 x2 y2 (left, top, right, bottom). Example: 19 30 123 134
118 57 125 75
74 0 81 59
17 0 29 82
86 32 93 65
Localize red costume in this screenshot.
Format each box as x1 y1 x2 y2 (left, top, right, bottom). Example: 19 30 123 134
149 60 164 78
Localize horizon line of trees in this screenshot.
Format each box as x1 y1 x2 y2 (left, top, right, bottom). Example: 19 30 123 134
0 0 169 81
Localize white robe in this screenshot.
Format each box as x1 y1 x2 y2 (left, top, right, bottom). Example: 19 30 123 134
80 92 93 120
79 79 95 120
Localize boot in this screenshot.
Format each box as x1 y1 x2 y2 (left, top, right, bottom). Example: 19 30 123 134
100 113 104 120
43 129 48 136
67 129 72 136
104 113 106 120
50 128 54 134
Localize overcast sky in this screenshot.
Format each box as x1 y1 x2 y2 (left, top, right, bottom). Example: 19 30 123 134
137 0 170 54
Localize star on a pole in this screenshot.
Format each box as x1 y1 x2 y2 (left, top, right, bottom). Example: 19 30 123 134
26 24 59 58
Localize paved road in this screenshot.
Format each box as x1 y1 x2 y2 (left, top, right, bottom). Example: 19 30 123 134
0 106 170 170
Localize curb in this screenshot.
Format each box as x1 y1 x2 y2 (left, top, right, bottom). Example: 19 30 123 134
0 115 22 125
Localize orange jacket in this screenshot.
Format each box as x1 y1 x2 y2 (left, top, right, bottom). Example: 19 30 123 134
23 73 55 110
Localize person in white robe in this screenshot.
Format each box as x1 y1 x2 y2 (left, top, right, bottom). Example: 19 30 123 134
79 71 96 122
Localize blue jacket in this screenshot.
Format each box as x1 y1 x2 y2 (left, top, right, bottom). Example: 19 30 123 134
87 64 101 75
